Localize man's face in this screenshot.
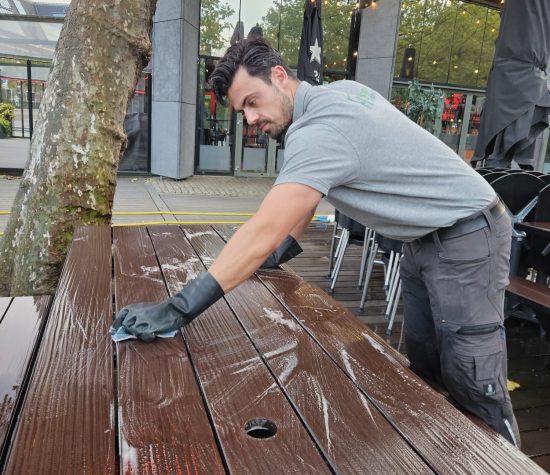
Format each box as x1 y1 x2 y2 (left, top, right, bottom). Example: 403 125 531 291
227 66 294 140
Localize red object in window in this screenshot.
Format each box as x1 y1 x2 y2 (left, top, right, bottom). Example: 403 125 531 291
204 89 216 116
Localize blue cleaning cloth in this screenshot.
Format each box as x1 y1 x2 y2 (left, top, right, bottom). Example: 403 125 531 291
110 326 178 342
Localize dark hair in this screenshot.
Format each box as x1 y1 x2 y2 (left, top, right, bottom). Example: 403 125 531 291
209 37 295 105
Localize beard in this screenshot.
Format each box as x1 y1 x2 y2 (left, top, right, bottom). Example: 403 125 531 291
264 88 293 140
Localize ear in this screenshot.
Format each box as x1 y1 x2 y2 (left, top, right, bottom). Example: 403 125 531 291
271 65 288 85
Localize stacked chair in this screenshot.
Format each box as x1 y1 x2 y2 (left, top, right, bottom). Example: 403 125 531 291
327 211 366 293
358 234 404 335
327 212 404 335
480 171 546 275
526 184 550 285
475 167 550 335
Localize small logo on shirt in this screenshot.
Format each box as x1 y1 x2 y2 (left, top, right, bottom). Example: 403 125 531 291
348 88 376 109
483 383 497 397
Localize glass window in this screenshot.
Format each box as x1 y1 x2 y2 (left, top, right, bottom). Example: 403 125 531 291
390 84 408 113
199 0 239 57
395 0 501 88
0 18 63 59
120 72 151 173
438 91 465 152
0 57 50 137
322 2 355 76
543 134 550 173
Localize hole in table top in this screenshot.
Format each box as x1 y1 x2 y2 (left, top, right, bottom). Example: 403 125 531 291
244 418 278 439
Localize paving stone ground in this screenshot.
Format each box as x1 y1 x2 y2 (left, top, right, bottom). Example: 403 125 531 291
0 175 334 232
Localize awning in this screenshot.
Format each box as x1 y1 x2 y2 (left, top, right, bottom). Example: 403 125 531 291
0 17 62 60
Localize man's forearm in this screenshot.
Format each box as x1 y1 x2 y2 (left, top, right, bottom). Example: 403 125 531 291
209 216 286 293
209 183 322 293
289 209 316 240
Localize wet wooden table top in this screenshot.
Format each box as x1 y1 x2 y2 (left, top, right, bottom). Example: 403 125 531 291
0 225 545 474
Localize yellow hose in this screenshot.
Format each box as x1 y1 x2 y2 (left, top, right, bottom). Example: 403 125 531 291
0 211 328 217
0 213 329 235
113 220 247 226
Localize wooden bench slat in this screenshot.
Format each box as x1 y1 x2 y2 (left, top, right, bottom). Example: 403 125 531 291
4 227 116 474
113 226 225 475
0 296 50 455
148 226 331 474
182 225 432 474
213 224 545 475
507 276 550 310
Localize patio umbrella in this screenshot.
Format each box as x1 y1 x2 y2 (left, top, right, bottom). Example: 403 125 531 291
297 0 323 85
473 0 550 168
230 21 244 46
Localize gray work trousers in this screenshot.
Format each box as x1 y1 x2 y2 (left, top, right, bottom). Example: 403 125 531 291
400 205 521 447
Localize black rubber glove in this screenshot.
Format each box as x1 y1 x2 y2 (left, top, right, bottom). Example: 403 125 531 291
109 272 224 342
260 235 303 269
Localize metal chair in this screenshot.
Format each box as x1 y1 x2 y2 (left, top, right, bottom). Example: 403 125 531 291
327 212 366 293
358 235 403 334
483 171 509 183
526 184 550 284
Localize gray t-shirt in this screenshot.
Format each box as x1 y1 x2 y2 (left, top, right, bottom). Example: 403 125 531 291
275 81 496 241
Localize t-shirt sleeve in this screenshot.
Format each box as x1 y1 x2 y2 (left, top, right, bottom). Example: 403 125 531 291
274 122 360 195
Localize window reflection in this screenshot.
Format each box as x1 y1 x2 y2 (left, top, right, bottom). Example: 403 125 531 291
120 72 151 172
396 0 500 88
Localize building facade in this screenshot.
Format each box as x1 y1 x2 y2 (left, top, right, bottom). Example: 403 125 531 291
1 0 549 174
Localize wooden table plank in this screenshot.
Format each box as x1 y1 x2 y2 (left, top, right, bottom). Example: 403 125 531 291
4 227 116 474
113 226 225 475
211 224 545 474
254 266 544 474
148 225 332 474
0 296 50 456
182 225 432 474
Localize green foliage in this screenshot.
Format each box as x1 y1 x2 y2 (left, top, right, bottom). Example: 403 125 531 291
0 103 15 136
405 79 443 133
199 0 235 56
262 0 354 70
199 0 354 71
396 0 500 88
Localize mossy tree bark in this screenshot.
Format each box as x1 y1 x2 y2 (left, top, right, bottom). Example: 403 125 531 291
0 0 157 296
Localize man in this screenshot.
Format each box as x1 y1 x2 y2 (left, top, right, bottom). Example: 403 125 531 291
111 38 520 447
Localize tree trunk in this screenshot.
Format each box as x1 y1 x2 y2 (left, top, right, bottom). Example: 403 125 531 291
0 0 157 296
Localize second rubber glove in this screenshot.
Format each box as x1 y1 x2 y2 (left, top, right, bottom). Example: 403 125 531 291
260 235 303 269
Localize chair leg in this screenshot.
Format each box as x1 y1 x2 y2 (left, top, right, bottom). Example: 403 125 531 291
330 227 346 279
358 229 373 288
384 251 395 292
384 263 400 319
327 222 339 277
386 280 402 336
358 242 379 311
330 228 348 280
397 319 405 353
329 229 349 293
385 253 401 303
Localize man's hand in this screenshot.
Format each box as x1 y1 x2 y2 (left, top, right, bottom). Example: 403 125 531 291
260 235 303 269
109 272 224 342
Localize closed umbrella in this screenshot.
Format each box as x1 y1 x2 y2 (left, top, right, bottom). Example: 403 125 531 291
473 0 550 168
230 20 244 46
297 0 323 85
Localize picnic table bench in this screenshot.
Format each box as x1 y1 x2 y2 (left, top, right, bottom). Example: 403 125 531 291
0 224 546 474
507 221 550 334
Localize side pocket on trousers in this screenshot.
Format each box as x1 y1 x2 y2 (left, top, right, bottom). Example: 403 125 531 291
474 352 501 381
